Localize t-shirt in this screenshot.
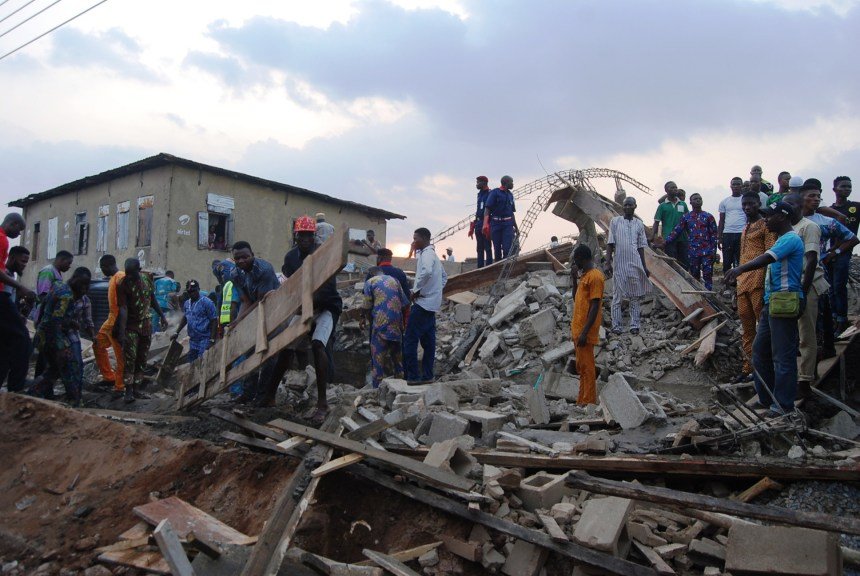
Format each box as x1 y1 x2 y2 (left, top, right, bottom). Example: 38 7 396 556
654 201 689 239
831 201 860 236
102 271 126 329
764 232 805 304
718 195 747 234
0 227 8 292
571 268 605 345
154 277 180 311
793 218 830 296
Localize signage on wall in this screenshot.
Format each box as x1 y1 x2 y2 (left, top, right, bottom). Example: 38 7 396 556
178 214 191 225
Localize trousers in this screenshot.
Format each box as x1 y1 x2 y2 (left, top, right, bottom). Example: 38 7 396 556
721 232 742 271
829 251 851 323
753 305 799 412
797 289 819 383
370 331 403 388
664 239 689 270
476 229 493 268
94 325 125 391
688 253 714 290
0 293 31 392
610 291 641 331
575 343 596 405
403 304 436 382
491 222 515 261
737 289 764 374
122 330 152 388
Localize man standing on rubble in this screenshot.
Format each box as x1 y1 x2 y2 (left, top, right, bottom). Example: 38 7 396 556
32 250 73 324
484 175 519 261
314 212 335 246
469 176 493 268
363 267 409 387
114 258 167 403
661 193 718 290
733 192 776 383
283 217 343 423
725 202 804 415
0 213 34 393
606 197 650 335
173 280 218 363
571 244 605 405
719 177 746 273
653 181 689 270
94 255 125 394
367 248 411 298
404 227 447 384
829 176 858 334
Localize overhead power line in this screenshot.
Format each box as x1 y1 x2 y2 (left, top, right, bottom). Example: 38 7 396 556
0 0 109 62
0 0 13 8
0 0 37 26
0 0 64 40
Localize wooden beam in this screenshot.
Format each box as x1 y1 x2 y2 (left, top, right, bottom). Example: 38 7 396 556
348 465 656 576
311 453 365 477
544 249 566 272
681 320 727 355
345 409 408 442
355 542 442 567
261 416 474 492
362 549 422 576
693 319 721 366
221 431 289 455
211 409 288 442
177 226 349 409
566 471 860 535
153 519 196 576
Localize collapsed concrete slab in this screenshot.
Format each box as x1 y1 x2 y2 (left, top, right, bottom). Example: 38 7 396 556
519 308 557 347
572 496 634 557
427 413 470 444
501 539 548 576
599 373 650 429
725 523 841 576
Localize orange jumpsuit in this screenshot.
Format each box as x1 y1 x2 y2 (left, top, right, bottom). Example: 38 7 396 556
93 272 125 391
571 268 605 405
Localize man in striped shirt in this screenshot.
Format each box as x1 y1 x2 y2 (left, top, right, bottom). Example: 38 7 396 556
606 197 651 335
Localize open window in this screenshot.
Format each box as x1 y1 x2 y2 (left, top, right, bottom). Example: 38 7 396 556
31 222 40 261
75 212 89 255
96 205 109 253
198 193 234 251
136 195 154 247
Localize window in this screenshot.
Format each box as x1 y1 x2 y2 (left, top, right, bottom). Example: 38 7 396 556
96 205 109 253
116 201 130 251
31 222 40 261
198 193 235 251
47 217 58 259
75 212 89 255
136 195 154 247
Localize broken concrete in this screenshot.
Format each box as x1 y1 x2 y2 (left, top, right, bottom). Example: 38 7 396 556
518 472 567 512
519 308 557 348
572 496 634 556
501 539 548 576
427 413 469 444
423 438 477 476
599 373 650 429
725 523 841 576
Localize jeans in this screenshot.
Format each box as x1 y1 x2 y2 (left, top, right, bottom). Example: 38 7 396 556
476 229 493 268
752 304 799 412
491 222 515 261
829 251 851 323
721 232 742 271
0 293 31 392
664 239 689 270
403 304 436 381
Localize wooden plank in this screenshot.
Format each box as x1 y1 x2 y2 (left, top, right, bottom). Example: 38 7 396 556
340 417 386 450
98 548 170 574
79 408 195 425
355 542 442 567
446 291 479 305
177 227 349 409
348 465 656 576
681 320 727 355
537 512 569 542
134 496 253 546
187 531 223 559
566 471 860 535
156 338 186 385
95 536 151 553
266 416 475 491
119 521 151 541
544 249 566 272
153 519 196 576
311 453 365 477
362 549 422 576
734 477 782 503
211 409 288 442
345 409 407 442
693 319 720 366
222 431 289 455
276 436 312 451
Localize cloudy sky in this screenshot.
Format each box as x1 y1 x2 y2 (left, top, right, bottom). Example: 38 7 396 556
1 0 859 258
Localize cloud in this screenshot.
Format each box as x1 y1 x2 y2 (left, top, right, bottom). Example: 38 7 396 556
48 27 163 82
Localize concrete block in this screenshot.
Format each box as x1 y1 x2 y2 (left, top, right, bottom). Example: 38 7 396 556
549 502 577 524
489 300 526 328
519 308 557 347
479 332 502 360
821 410 859 440
725 523 841 575
469 524 492 544
496 468 523 491
529 302 540 312
688 538 726 566
423 438 477 476
473 294 491 307
449 378 502 399
528 276 543 288
599 373 650 429
572 496 634 556
441 536 481 562
518 472 566 512
627 522 668 547
418 548 439 567
528 379 551 425
481 545 506 570
392 393 421 411
424 384 459 409
540 341 576 366
495 281 530 314
379 378 430 408
543 369 579 401
483 464 502 484
428 412 469 444
502 539 548 576
458 409 507 439
454 303 473 324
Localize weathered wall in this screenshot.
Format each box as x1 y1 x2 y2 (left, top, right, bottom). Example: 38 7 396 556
18 164 391 290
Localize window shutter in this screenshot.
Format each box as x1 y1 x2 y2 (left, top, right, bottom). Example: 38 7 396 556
226 214 234 248
198 212 209 249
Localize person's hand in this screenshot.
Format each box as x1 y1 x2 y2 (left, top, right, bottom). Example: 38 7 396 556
603 261 613 277
468 222 475 239
482 222 490 239
160 316 168 331
170 332 179 342
724 267 740 284
821 252 836 265
18 287 35 300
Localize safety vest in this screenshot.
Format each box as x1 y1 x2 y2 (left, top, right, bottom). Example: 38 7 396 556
220 281 234 325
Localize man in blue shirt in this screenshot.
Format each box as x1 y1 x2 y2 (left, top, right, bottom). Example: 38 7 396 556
483 175 519 261
153 271 180 333
469 176 493 268
172 280 217 363
725 202 804 415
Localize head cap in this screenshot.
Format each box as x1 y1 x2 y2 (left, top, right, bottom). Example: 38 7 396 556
760 201 795 219
476 176 488 182
186 279 200 290
789 176 804 188
315 212 325 220
294 215 316 233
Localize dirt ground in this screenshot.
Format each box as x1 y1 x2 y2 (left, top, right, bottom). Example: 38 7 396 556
0 393 298 573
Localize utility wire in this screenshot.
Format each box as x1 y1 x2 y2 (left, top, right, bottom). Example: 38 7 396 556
0 0 13 8
0 0 64 40
0 0 37 26
0 0 108 62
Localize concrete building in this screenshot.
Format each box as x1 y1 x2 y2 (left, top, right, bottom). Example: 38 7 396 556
9 153 405 288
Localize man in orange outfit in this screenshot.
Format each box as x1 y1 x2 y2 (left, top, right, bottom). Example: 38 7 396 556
93 254 125 393
570 244 605 405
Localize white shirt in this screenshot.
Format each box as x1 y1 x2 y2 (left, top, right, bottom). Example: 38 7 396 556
718 195 747 234
413 244 447 312
446 253 456 262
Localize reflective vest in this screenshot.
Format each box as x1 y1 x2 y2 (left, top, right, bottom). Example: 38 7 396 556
220 281 234 325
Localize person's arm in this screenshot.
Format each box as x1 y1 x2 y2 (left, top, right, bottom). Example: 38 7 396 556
82 297 96 340
577 298 601 347
229 301 238 323
0 270 34 298
149 287 168 330
174 314 187 339
817 206 847 224
708 215 719 255
724 252 776 284
637 247 650 277
208 303 218 342
663 216 686 246
822 229 859 265
657 194 667 204
605 243 615 276
801 250 817 295
412 251 430 300
717 210 726 249
113 285 128 345
234 291 255 323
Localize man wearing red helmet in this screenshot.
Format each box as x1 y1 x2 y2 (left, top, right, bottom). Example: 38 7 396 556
282 216 343 425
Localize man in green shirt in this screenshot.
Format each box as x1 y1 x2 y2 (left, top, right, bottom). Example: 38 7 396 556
652 181 689 270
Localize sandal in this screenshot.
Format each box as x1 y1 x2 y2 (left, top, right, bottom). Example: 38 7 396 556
302 407 330 427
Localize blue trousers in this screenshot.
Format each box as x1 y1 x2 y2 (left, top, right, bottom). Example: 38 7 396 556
491 222 515 261
187 337 210 363
476 230 493 268
829 252 851 323
403 304 436 381
752 304 799 412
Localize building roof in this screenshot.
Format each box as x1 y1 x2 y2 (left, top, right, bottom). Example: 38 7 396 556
8 152 406 220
